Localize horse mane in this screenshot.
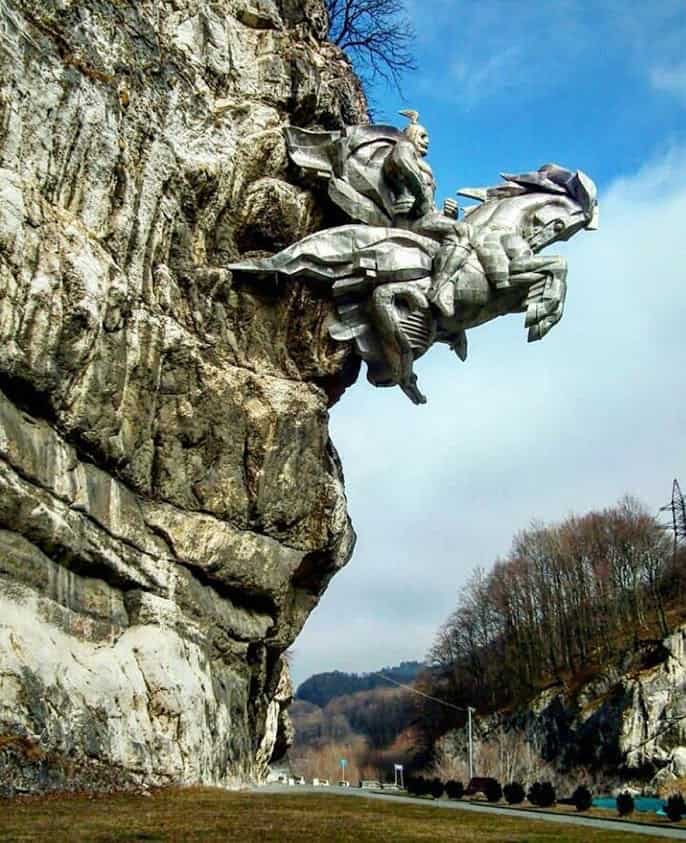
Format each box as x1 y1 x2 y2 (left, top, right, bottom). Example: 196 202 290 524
459 163 597 215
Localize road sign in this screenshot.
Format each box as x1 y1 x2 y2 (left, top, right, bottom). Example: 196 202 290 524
340 759 347 767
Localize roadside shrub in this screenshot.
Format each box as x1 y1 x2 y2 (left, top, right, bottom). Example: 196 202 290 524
665 794 686 822
429 777 444 799
406 776 425 796
572 785 592 812
616 792 634 816
539 782 556 807
528 781 556 807
484 779 502 803
504 782 525 805
527 782 542 805
445 780 464 800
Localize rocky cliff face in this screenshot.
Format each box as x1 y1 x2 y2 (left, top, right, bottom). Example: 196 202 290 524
440 623 686 789
0 0 365 793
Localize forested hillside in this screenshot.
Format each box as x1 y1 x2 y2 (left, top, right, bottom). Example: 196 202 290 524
290 487 686 788
429 496 684 718
411 489 686 787
290 662 426 781
296 662 424 708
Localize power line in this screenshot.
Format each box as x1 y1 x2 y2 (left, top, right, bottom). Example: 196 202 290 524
373 672 477 777
373 672 468 713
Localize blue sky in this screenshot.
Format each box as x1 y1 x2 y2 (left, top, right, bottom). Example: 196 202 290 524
290 0 686 687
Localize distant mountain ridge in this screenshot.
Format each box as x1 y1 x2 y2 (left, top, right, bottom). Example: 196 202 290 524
296 661 426 708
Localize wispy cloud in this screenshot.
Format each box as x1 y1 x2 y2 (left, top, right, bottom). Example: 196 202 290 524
449 47 523 109
650 62 686 104
404 0 686 110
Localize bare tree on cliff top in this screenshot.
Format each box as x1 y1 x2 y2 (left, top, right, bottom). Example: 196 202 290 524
326 0 417 92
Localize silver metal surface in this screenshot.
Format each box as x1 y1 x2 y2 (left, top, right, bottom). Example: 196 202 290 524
230 113 598 404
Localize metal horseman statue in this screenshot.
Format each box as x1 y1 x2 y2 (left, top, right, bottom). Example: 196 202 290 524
230 111 599 405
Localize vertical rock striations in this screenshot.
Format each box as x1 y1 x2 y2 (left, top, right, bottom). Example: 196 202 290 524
438 624 686 788
0 0 365 792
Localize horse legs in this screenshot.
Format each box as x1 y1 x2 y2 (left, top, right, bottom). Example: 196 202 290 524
508 254 568 341
371 282 430 405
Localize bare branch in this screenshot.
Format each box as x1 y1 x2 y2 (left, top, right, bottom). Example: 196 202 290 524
325 0 417 94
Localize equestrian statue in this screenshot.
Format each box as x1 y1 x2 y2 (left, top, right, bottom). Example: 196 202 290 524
230 112 599 405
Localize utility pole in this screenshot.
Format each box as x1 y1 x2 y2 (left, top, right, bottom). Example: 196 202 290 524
660 479 686 548
660 479 686 598
467 706 475 780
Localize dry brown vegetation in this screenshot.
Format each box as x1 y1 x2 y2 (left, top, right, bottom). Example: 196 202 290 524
658 776 686 798
290 494 686 792
289 736 370 783
0 787 669 843
289 686 424 783
429 497 685 722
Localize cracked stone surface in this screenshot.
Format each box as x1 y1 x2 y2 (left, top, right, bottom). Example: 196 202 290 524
439 624 686 786
0 0 365 793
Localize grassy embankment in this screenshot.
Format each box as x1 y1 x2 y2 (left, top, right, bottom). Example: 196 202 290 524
0 787 670 842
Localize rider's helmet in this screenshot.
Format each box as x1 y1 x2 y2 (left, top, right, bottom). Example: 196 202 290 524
399 110 430 157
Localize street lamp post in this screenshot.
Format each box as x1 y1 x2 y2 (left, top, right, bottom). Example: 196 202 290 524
467 706 475 780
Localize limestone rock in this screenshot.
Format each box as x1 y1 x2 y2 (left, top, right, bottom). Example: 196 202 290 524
0 0 365 793
440 622 686 788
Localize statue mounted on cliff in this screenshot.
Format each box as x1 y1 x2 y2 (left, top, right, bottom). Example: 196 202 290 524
230 112 599 404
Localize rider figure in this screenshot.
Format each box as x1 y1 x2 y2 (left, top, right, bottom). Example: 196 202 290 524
383 111 492 317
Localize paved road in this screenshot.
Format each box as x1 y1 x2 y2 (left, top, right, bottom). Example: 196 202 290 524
260 784 686 839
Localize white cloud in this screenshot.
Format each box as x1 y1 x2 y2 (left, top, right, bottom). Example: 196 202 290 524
405 0 686 110
449 47 523 109
290 146 686 687
650 63 686 104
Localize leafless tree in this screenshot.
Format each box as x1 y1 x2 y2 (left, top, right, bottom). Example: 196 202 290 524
326 0 417 92
427 498 674 720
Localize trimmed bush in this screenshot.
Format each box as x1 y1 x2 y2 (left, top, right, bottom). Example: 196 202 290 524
484 779 503 803
527 782 542 806
504 782 525 805
539 782 556 807
665 794 686 822
406 776 426 796
528 781 556 807
429 777 444 799
572 785 592 812
445 780 464 800
616 792 634 816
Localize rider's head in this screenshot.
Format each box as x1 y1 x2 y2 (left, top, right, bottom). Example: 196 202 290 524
399 110 430 156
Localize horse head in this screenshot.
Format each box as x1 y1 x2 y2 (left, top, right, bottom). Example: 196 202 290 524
460 163 598 253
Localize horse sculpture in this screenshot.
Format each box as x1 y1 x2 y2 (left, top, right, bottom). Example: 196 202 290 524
230 114 598 405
